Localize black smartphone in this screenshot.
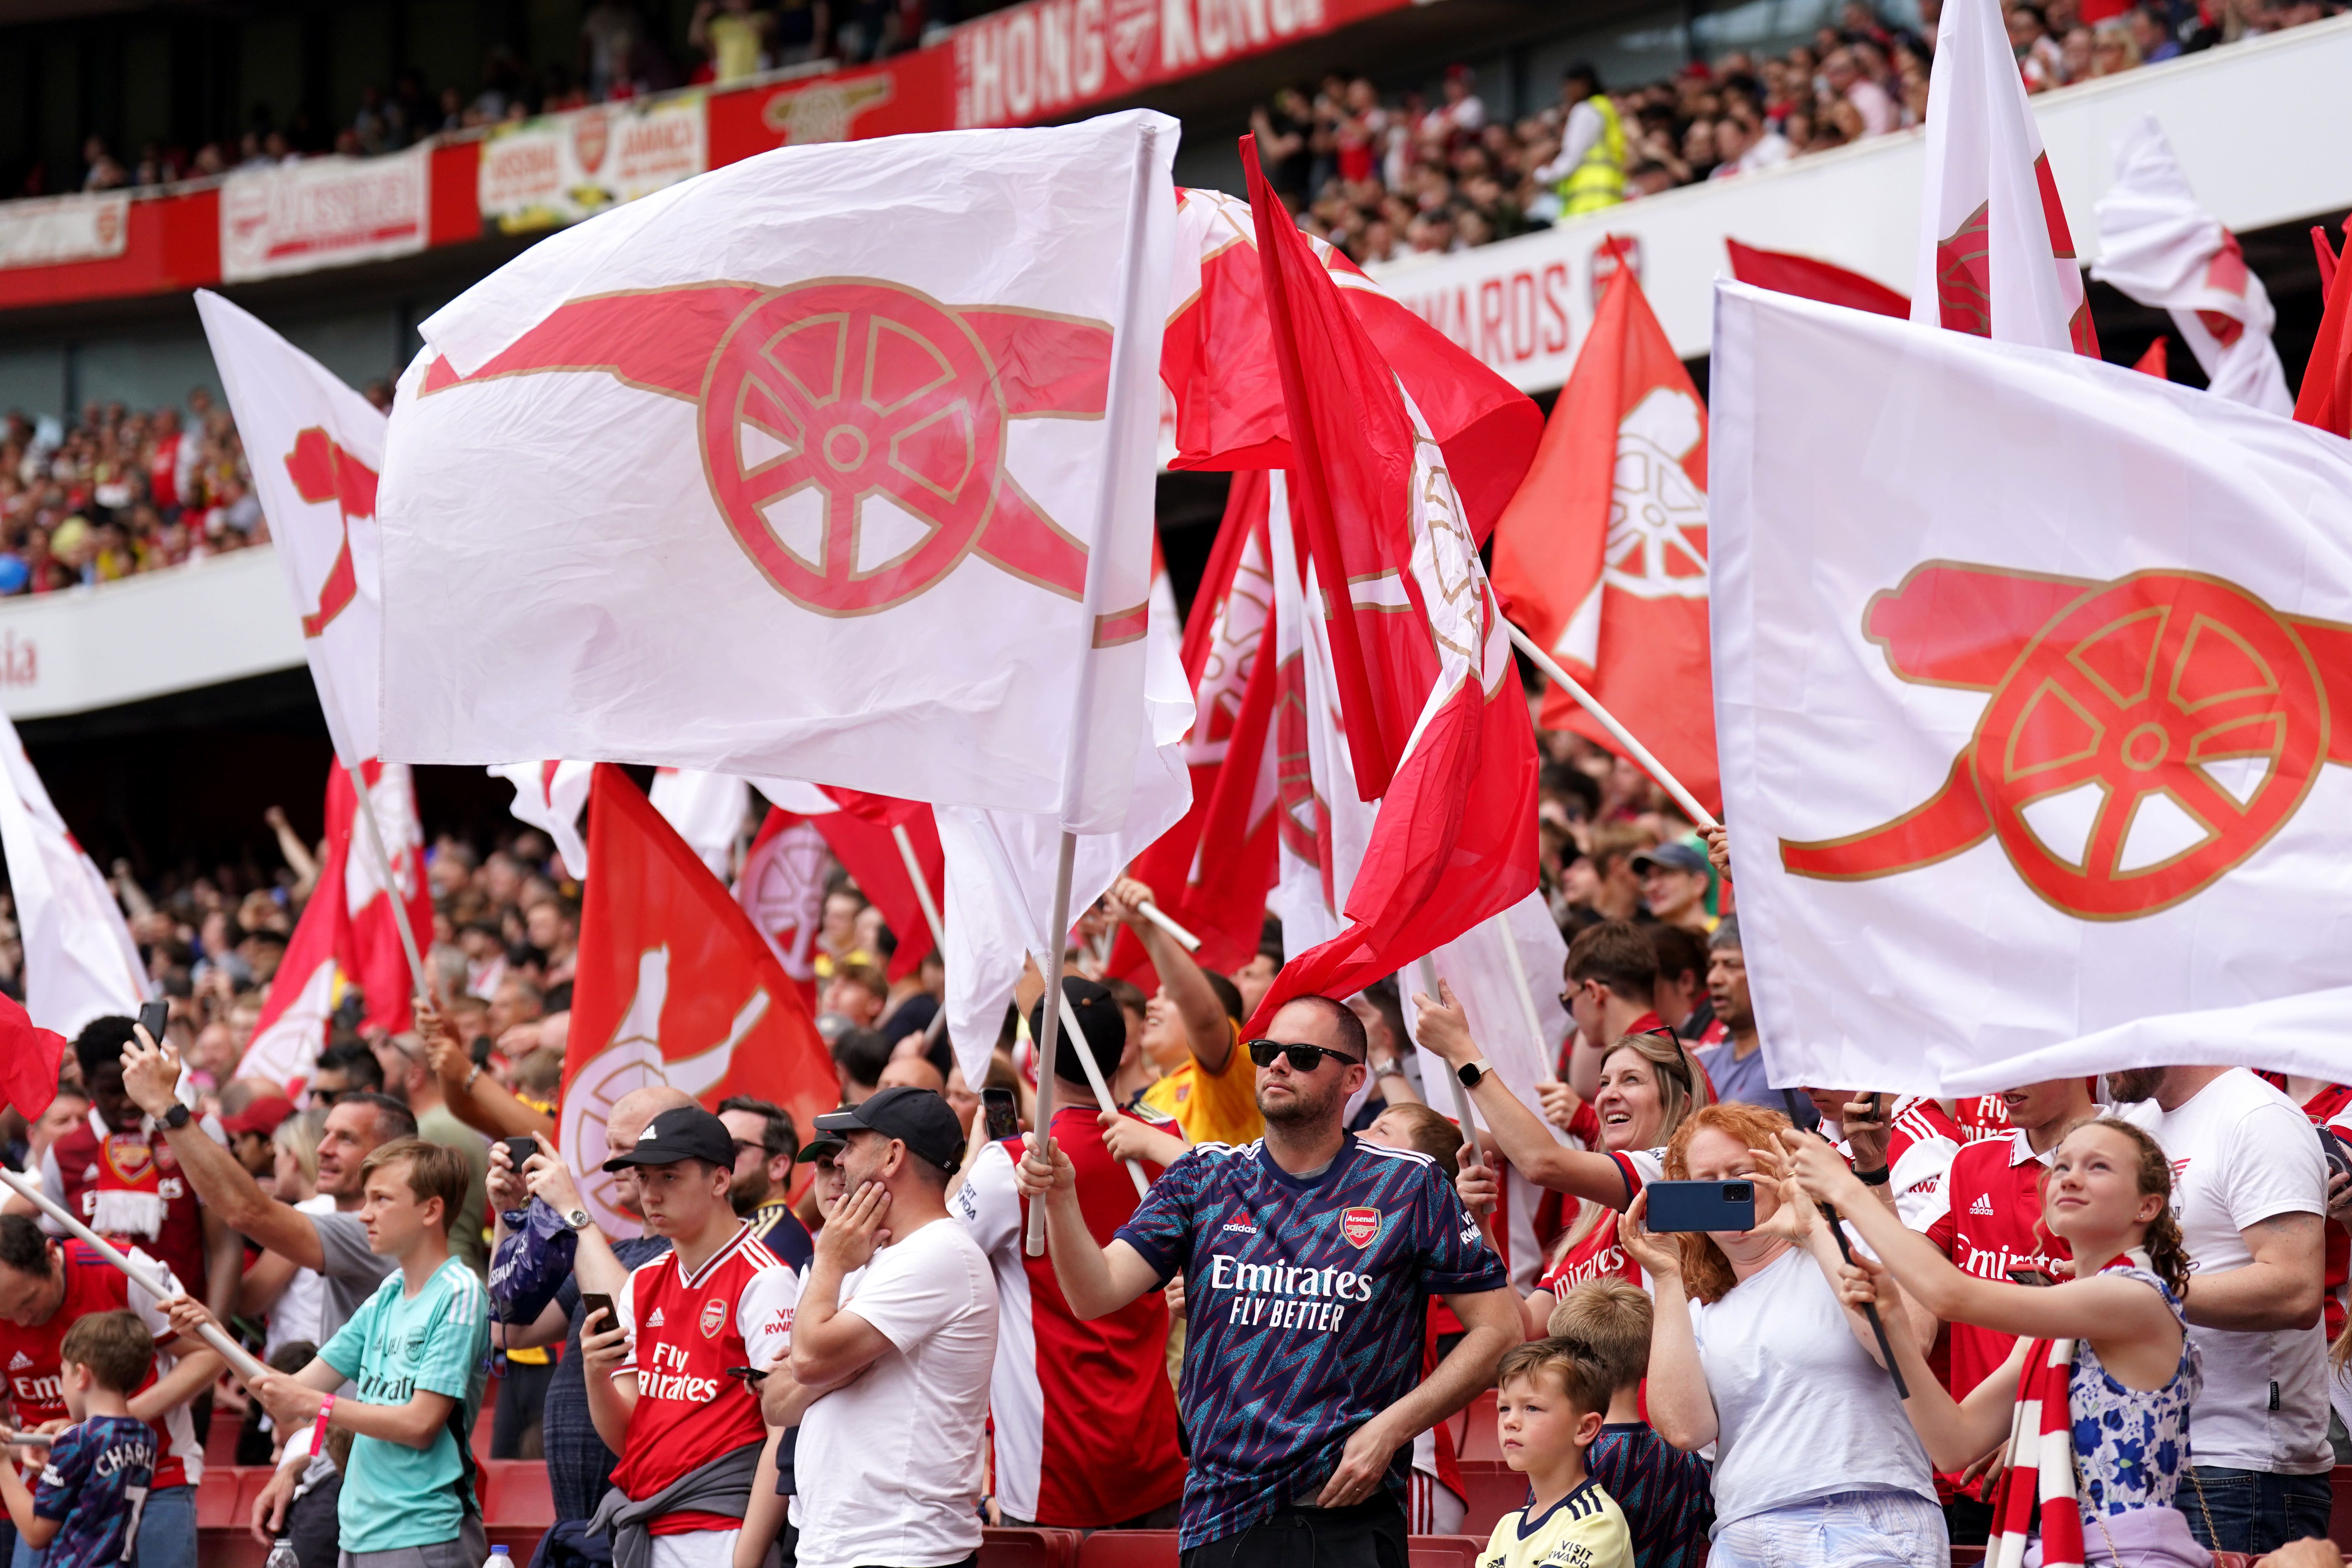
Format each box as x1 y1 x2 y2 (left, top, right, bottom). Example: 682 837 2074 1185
1644 1179 1757 1233
136 999 170 1044
580 1292 617 1333
502 1136 539 1171
2006 1267 2056 1286
982 1086 1020 1143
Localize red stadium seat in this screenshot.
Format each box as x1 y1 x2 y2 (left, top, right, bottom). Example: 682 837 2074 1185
195 1465 240 1529
1455 1390 1502 1462
478 1459 555 1527
1951 1549 1985 1567
2333 1463 2352 1551
196 1531 272 1568
206 1406 244 1468
1075 1531 1180 1568
234 1465 283 1529
1406 1536 1486 1568
1454 1460 1527 1536
979 1527 1081 1568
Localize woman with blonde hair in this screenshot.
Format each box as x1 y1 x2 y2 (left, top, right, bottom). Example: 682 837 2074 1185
1785 1117 2210 1567
1618 1101 1946 1568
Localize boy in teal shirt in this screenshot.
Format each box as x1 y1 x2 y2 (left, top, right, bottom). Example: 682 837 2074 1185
187 1137 491 1568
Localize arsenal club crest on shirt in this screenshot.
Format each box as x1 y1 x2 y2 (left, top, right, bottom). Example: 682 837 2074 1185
1340 1207 1381 1249
104 1136 154 1183
700 1297 728 1339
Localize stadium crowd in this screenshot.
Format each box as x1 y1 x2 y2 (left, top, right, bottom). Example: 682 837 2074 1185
0 727 2346 1568
1255 0 2345 263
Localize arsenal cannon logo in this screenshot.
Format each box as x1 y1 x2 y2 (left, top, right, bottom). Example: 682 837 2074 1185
1780 562 2352 920
419 277 1115 617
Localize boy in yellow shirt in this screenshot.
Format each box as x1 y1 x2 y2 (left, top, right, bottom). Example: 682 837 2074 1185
1480 1338 1635 1568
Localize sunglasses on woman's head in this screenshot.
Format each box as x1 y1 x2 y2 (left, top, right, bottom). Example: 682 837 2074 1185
1245 1039 1362 1073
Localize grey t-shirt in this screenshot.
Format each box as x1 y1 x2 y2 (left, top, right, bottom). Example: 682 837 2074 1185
314 1209 400 1334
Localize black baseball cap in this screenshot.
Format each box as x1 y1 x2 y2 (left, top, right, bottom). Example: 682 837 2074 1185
1629 840 1709 877
810 1085 965 1173
601 1105 736 1171
1027 976 1126 1091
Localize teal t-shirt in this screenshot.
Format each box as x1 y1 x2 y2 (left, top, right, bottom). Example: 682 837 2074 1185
319 1255 491 1553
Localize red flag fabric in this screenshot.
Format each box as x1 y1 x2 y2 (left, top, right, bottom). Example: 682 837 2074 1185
564 766 837 1233
1725 239 1910 318
1490 252 1722 817
1161 187 1542 540
0 992 66 1121
1241 138 1540 1028
238 760 430 1089
2132 336 2170 378
2314 226 2339 294
2296 225 2352 438
1113 474 1282 981
746 781 945 982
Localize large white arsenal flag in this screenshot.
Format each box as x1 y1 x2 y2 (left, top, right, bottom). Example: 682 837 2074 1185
0 715 148 1036
195 291 386 768
1712 283 2352 1095
380 111 1177 833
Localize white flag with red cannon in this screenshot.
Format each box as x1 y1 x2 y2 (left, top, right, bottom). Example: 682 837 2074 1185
1712 283 2352 1096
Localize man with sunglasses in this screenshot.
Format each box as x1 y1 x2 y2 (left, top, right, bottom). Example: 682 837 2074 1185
1017 994 1519 1568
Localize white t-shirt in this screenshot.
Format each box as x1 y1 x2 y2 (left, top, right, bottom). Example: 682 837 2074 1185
2137 1070 2331 1473
265 1194 339 1360
1688 1245 1936 1531
792 1216 999 1568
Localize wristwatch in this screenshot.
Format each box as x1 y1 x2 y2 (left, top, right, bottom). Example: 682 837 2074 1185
1455 1059 1497 1090
563 1209 593 1232
161 1102 192 1131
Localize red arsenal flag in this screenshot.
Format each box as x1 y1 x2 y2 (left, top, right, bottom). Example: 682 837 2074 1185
1161 187 1542 538
564 766 837 1233
1725 239 1910 319
241 761 433 1089
1241 139 1540 1027
0 993 66 1121
2298 223 2352 437
749 780 945 981
1491 254 1722 818
1113 478 1281 980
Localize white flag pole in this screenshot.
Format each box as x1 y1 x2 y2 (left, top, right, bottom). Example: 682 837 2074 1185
342 763 433 1005
1490 911 1559 1085
890 823 948 955
0 1165 268 1384
1053 986 1150 1197
1137 901 1202 952
1505 622 1718 830
1025 833 1079 1257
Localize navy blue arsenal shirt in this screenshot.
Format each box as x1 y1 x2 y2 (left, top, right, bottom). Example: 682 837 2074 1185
1114 1133 1507 1548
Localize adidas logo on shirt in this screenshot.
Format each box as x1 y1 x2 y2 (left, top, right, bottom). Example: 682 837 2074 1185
1969 1193 1995 1216
645 1307 664 1327
6 1352 27 1371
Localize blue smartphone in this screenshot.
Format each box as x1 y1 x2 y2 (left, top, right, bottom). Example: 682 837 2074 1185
1645 1180 1756 1233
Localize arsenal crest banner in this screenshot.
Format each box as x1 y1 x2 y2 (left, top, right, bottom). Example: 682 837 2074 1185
379 111 1177 834
565 766 837 1234
1711 283 2352 1096
196 291 386 769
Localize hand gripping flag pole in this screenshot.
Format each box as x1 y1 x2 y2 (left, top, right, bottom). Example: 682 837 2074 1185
1420 957 1490 1171
1812 1176 1910 1400
0 1164 269 1385
1506 622 1718 830
1025 833 1081 1257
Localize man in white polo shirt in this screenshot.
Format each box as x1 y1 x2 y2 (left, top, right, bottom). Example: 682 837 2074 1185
2106 1064 2330 1555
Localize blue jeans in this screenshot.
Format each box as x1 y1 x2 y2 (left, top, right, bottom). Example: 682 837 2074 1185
2183 1466 2333 1555
10 1481 194 1568
1710 1488 1951 1568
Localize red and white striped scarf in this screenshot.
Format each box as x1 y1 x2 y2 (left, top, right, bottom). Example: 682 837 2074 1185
1989 1335 2084 1568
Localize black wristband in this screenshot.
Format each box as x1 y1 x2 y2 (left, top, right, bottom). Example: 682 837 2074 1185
1853 1163 1890 1186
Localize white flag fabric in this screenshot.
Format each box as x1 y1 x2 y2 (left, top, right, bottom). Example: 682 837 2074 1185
648 768 749 881
378 111 1178 833
2091 116 2294 416
1910 0 2095 355
1404 896 1569 1128
0 715 149 1036
937 575 1191 1091
194 291 387 768
488 760 593 875
1711 281 2352 1095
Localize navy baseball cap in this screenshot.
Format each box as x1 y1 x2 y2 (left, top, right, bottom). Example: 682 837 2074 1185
1630 840 1709 877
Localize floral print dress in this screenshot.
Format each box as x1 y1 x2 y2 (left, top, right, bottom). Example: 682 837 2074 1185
2069 1263 2201 1525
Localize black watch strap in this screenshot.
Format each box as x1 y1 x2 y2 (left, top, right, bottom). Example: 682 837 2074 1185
1853 1163 1891 1186
161 1102 192 1131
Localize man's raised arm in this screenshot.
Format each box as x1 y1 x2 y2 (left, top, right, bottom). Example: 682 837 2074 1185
1108 878 1234 1072
121 1031 326 1272
1013 1140 1167 1318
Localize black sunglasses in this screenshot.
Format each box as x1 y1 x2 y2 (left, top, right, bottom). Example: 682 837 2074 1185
1245 1039 1363 1073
